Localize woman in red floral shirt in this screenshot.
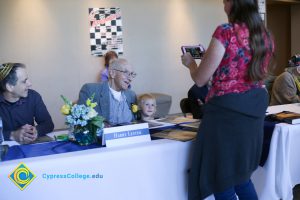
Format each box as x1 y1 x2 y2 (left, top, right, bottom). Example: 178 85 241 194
181 0 274 200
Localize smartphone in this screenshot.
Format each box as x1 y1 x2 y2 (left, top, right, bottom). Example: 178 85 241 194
181 44 205 59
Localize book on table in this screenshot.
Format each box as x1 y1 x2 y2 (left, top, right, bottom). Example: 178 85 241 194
156 116 199 125
270 111 300 124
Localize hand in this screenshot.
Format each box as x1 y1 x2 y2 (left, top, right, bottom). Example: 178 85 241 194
181 53 197 69
11 124 38 144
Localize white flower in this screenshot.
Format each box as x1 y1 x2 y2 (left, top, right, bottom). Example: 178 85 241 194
87 108 98 119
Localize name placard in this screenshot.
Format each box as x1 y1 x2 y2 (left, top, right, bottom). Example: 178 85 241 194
102 123 151 148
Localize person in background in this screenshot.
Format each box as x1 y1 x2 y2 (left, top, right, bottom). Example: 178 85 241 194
187 84 208 119
181 0 274 199
270 54 300 105
78 58 137 126
138 93 157 121
100 51 118 82
0 63 54 144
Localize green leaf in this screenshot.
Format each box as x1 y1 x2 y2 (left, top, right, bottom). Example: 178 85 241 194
90 93 95 101
60 95 72 106
90 116 104 128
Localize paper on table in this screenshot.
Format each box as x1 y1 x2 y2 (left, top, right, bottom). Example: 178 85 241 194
31 135 55 143
157 116 199 124
179 121 201 129
145 120 175 129
2 141 20 147
151 129 197 142
1 135 55 147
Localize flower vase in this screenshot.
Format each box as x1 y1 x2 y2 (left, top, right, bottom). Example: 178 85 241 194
72 126 97 146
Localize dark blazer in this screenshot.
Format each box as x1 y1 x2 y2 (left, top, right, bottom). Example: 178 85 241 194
78 81 137 122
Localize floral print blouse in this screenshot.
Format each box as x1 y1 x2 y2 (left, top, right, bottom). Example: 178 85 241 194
206 23 272 102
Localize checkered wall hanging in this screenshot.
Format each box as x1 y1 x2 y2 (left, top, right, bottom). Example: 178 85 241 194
89 7 123 56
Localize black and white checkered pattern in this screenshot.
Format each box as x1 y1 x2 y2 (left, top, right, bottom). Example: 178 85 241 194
89 7 123 56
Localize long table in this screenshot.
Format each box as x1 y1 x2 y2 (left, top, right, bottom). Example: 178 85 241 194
0 138 193 200
252 103 300 200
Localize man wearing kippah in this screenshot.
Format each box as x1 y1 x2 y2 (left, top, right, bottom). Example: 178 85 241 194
0 63 54 144
270 54 300 105
78 58 137 125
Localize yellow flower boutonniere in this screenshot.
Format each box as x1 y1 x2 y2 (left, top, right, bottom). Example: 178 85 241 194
131 104 138 113
131 103 139 121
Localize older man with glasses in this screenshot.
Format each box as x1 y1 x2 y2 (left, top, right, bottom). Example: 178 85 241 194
78 58 137 126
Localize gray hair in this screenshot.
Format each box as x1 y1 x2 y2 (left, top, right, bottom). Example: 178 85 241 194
109 58 130 70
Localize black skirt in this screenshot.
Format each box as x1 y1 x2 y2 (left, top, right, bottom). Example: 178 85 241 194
188 88 268 200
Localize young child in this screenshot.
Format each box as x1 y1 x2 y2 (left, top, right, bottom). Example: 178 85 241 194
138 94 157 121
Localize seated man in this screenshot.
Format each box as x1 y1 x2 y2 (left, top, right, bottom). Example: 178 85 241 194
270 54 300 105
0 63 54 144
78 58 137 125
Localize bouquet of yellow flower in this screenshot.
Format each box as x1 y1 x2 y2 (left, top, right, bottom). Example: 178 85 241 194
60 94 104 145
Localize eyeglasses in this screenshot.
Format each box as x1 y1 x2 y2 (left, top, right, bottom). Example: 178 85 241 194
113 69 137 78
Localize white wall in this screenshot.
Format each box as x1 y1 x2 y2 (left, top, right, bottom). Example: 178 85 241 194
0 0 226 129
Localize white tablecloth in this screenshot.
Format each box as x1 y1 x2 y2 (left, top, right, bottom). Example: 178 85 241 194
252 103 300 200
0 139 193 200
